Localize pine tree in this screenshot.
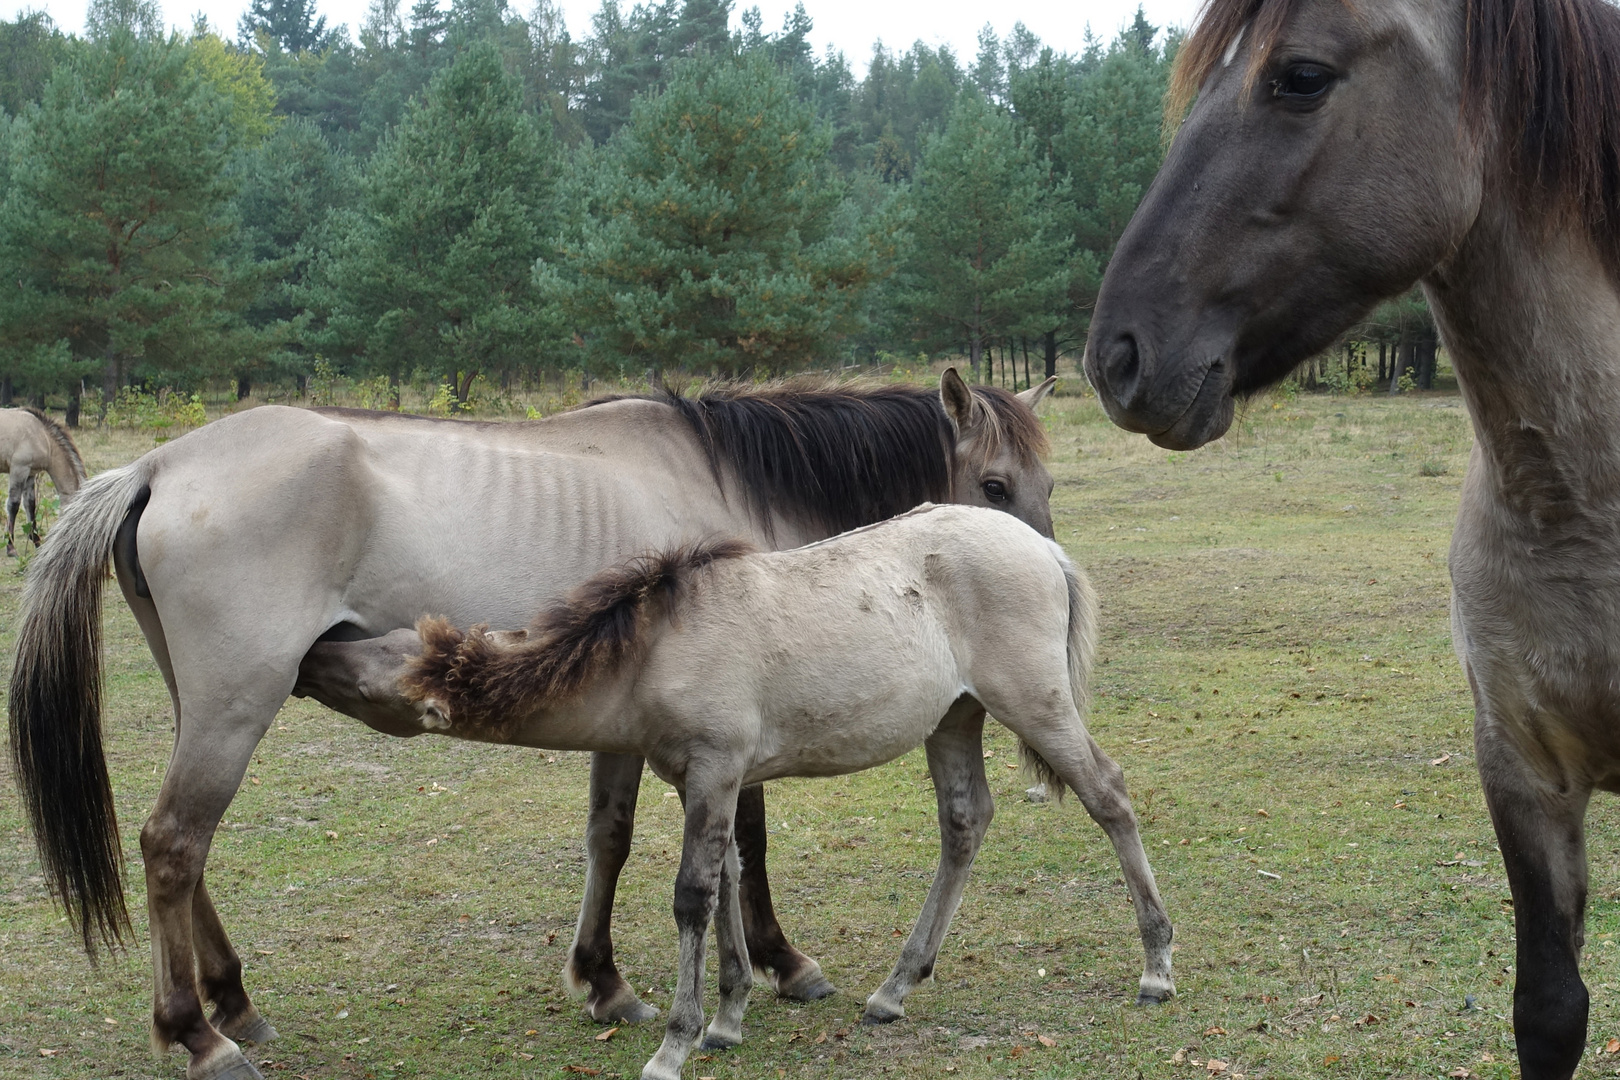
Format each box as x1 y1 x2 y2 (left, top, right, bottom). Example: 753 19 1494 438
238 0 331 53
543 53 892 376
897 89 1069 379
0 29 255 413
304 41 558 402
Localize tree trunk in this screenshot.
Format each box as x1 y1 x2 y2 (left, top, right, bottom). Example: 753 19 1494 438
1390 335 1415 394
969 336 983 382
1021 337 1031 390
0 375 11 405
1043 331 1057 379
236 374 251 401
65 383 81 428
296 372 308 398
1417 333 1437 389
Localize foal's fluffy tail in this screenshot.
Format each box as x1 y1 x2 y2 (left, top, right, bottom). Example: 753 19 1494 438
1019 544 1099 803
404 538 754 740
9 461 152 957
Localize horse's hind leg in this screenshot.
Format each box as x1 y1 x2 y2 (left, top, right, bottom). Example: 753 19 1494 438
194 876 278 1045
1476 716 1591 1080
735 784 835 1000
567 752 659 1023
143 709 276 1080
701 837 753 1049
865 700 991 1024
1009 717 1174 1005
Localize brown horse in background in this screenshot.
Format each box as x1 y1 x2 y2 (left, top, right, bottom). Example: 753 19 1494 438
8 371 1056 1080
0 405 85 555
1087 0 1620 1076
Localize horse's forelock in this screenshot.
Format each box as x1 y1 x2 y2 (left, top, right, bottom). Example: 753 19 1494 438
1174 0 1620 268
965 385 1050 469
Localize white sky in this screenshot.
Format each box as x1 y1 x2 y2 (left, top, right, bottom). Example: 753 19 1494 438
3 0 1206 71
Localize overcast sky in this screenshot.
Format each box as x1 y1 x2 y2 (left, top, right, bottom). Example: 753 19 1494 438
2 0 1207 71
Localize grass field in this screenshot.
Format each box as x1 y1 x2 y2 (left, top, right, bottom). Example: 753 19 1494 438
4 384 1620 1079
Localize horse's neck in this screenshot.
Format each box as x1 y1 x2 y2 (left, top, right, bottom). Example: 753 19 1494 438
1424 198 1620 527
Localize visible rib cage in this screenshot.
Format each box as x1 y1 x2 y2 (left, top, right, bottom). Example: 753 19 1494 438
405 538 755 740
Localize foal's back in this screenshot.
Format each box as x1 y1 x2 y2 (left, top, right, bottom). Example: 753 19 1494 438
634 505 1075 784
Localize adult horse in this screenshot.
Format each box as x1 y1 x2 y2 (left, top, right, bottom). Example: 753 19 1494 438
0 405 85 555
1084 0 1620 1075
8 372 1055 1080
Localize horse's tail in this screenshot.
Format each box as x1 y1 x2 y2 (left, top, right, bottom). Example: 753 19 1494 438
1018 543 1099 804
405 538 755 739
9 460 152 956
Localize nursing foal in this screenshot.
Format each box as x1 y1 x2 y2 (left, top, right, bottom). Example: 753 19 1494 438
319 504 1174 1080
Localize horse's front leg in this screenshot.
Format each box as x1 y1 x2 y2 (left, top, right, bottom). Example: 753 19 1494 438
642 770 742 1080
567 752 659 1023
22 472 39 546
864 699 990 1024
735 783 835 1000
1476 711 1592 1080
700 836 752 1049
4 466 26 557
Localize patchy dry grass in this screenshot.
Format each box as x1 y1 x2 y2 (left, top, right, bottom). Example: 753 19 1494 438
4 388 1620 1079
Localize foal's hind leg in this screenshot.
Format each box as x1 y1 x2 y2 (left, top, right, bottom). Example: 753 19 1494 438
567 752 660 1023
735 784 835 1000
1005 714 1174 1005
1476 715 1592 1080
865 700 991 1024
701 837 753 1049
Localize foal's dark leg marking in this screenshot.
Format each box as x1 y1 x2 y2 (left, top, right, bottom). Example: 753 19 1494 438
23 473 38 546
567 752 659 1023
735 783 834 1000
1477 722 1590 1080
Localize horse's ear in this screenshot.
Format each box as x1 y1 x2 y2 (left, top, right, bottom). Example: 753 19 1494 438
1017 376 1057 409
940 368 976 435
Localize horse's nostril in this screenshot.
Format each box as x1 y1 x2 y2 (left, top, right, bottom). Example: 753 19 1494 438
1107 332 1141 389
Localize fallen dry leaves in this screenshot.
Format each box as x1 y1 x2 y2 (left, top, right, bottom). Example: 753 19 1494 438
594 1027 618 1042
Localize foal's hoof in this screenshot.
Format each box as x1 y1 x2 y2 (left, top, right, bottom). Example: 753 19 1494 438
1136 984 1175 1006
861 996 905 1025
700 1032 740 1051
773 959 836 1002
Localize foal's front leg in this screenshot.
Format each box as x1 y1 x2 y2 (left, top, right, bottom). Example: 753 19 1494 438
865 701 991 1023
642 773 743 1080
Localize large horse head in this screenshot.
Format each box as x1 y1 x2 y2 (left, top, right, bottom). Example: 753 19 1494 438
1085 0 1620 449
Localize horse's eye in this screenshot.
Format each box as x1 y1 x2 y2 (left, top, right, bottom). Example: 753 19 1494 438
982 479 1008 503
1272 64 1334 103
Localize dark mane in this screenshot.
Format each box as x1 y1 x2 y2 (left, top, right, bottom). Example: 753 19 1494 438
587 379 1046 538
404 539 753 741
23 407 86 482
1170 0 1620 264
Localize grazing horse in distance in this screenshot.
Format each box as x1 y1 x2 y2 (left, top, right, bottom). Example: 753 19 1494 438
0 406 85 555
8 371 1057 1080
320 504 1173 1080
1086 0 1620 1075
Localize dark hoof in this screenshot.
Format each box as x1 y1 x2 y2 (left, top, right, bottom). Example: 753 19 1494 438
1136 991 1172 1006
700 1033 738 1051
774 960 836 1002
861 1001 905 1025
587 989 659 1025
